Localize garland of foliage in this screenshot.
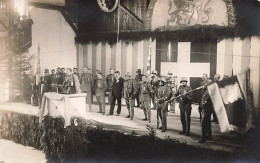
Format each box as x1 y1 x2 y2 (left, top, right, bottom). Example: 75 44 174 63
1 110 259 162
75 25 259 45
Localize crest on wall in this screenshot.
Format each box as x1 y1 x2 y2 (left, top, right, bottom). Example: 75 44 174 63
150 0 234 30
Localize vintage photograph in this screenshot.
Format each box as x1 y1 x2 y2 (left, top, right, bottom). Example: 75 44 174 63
0 0 259 162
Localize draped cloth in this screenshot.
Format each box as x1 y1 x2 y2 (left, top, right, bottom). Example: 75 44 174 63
38 92 86 127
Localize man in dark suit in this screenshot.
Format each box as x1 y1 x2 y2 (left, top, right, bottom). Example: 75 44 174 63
108 71 124 116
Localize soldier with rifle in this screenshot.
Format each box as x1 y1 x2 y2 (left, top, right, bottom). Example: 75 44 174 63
155 77 172 132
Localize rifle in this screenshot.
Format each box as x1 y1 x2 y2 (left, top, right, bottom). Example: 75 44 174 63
164 86 204 103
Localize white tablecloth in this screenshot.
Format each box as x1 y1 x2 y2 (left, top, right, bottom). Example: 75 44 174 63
38 92 86 127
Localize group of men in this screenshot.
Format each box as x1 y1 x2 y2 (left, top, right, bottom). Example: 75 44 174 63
36 66 222 143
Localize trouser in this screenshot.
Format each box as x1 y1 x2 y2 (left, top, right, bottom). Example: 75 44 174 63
86 90 92 111
212 110 218 122
108 90 112 104
135 93 140 106
158 104 168 131
180 109 191 133
169 101 175 112
109 95 122 115
125 98 134 118
96 95 105 113
201 111 212 140
141 100 151 121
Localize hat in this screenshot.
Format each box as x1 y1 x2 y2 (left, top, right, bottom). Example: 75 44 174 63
159 77 167 83
125 72 131 77
151 70 157 75
136 69 141 73
44 69 49 73
180 77 188 83
167 71 173 75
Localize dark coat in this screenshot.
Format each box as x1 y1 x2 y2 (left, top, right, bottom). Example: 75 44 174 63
111 77 125 98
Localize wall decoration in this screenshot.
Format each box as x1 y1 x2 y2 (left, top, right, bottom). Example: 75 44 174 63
151 0 232 30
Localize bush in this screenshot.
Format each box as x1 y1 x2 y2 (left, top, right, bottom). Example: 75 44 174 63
0 110 252 162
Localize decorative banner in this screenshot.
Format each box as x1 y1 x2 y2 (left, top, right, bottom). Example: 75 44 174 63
151 0 232 30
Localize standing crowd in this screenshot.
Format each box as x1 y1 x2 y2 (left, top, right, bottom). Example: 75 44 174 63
32 67 223 143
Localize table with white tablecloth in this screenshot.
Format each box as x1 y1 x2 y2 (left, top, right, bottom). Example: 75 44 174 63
38 92 87 127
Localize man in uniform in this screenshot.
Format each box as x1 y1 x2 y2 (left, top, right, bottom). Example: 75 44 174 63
63 68 81 94
199 73 211 122
199 79 213 143
41 69 52 95
155 77 172 132
166 71 177 113
139 75 153 123
124 72 137 120
81 66 94 112
95 72 106 115
50 69 57 92
150 70 159 109
134 69 143 107
60 68 66 84
106 68 115 104
108 71 124 116
175 77 192 136
93 70 100 94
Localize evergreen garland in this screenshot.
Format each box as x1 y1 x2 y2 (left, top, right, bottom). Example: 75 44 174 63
75 25 260 45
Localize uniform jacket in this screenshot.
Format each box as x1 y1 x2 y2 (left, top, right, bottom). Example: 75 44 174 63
139 81 153 101
111 77 125 98
64 74 81 94
156 85 172 107
124 79 137 99
95 79 107 96
106 74 115 90
200 89 214 113
80 73 93 92
50 74 56 84
175 85 192 110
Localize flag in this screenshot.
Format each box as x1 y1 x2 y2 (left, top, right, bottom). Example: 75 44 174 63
147 38 152 75
208 72 254 133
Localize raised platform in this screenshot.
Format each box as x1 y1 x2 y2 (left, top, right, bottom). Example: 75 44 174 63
0 99 242 153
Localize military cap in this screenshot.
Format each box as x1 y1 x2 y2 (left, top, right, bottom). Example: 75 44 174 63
180 77 188 83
